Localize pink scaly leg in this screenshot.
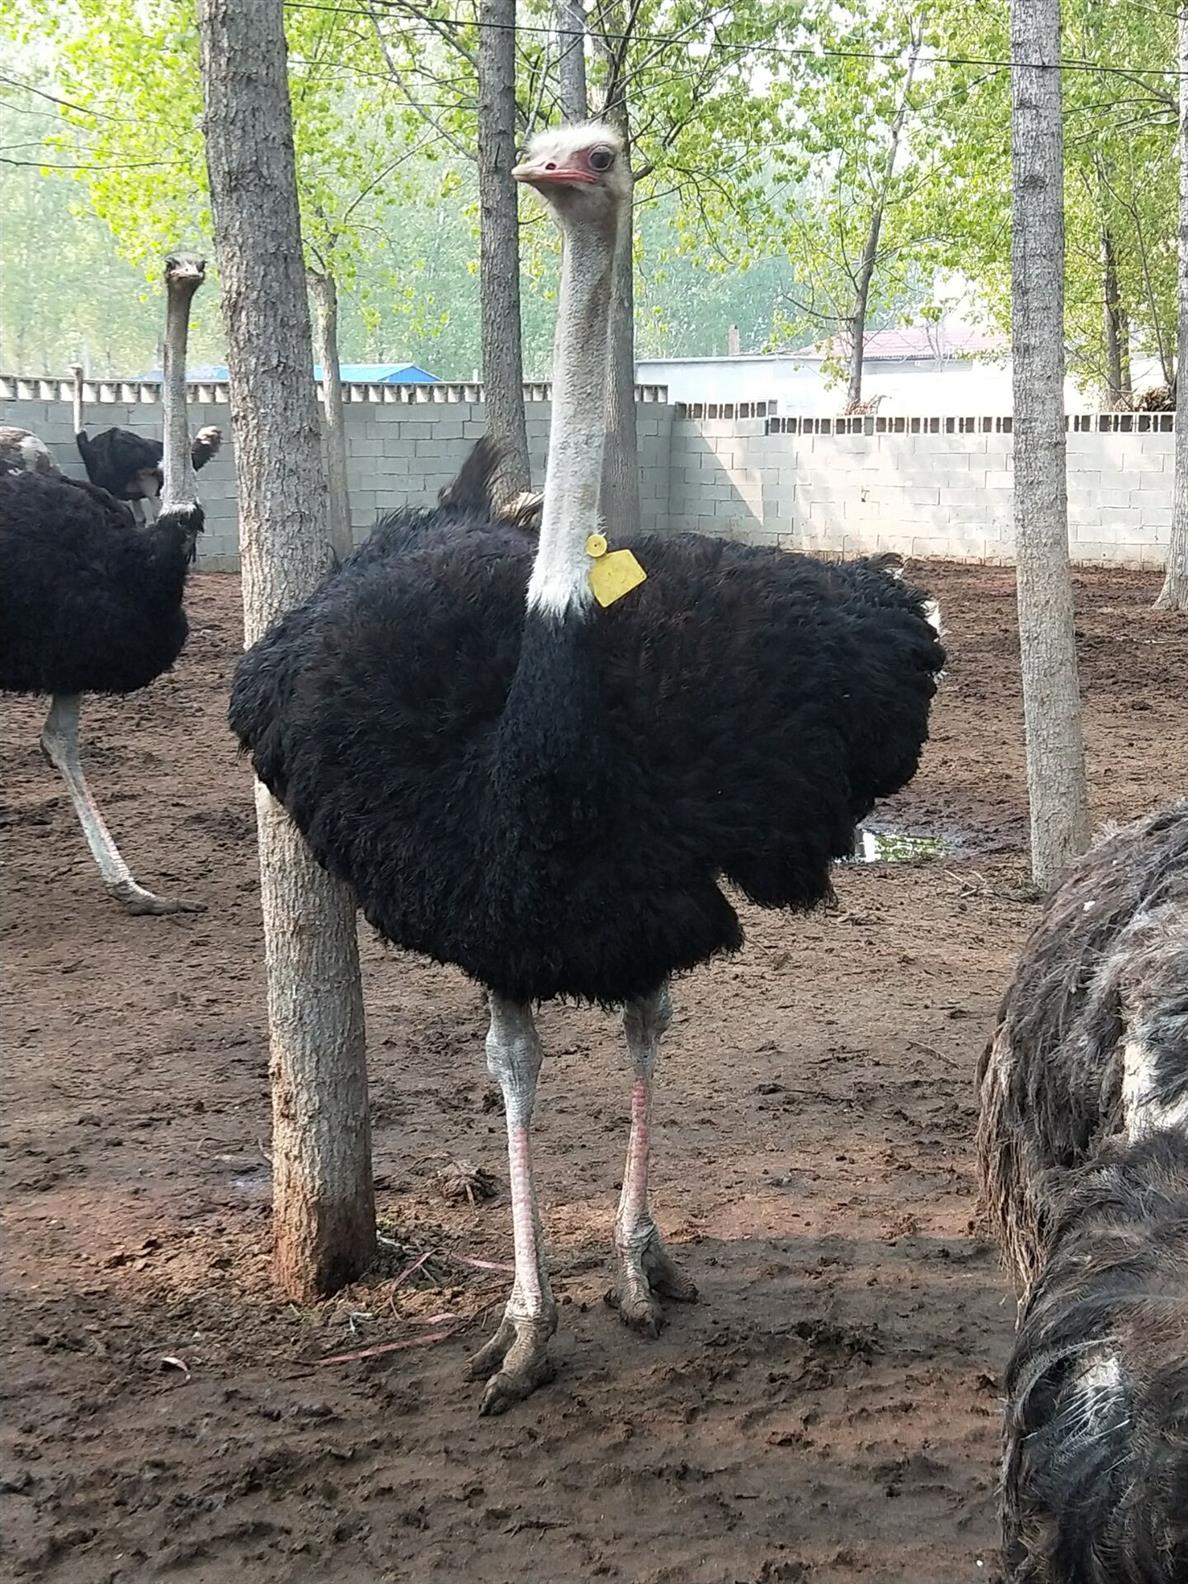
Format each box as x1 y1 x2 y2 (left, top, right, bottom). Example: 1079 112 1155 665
466 994 557 1414
608 983 698 1334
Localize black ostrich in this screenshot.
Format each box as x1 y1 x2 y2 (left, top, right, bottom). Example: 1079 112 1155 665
0 254 208 915
230 123 945 1414
76 422 222 525
978 803 1188 1582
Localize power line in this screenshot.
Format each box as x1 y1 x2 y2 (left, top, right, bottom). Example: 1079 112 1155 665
0 72 145 124
285 2 1186 81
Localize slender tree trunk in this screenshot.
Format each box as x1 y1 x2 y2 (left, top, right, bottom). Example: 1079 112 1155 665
477 0 530 499
197 0 375 1298
1101 223 1129 408
1010 0 1090 886
554 0 588 121
600 92 642 537
1157 12 1188 611
845 246 877 409
844 35 920 411
307 268 354 562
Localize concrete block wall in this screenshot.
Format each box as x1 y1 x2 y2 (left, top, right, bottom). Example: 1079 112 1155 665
2 394 240 567
670 409 1174 568
0 382 676 571
0 378 1173 569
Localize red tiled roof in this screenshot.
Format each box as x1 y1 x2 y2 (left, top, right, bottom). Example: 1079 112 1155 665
794 325 1006 362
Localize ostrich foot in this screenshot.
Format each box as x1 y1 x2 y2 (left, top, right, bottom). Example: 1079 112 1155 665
466 1304 558 1415
607 1223 698 1336
110 878 206 916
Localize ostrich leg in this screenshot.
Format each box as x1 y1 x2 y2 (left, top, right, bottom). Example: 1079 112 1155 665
467 994 557 1414
40 695 203 916
608 983 698 1333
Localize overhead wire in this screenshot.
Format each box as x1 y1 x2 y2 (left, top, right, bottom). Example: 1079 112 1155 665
284 2 1185 82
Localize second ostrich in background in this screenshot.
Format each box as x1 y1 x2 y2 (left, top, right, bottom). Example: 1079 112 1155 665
76 420 222 524
979 803 1188 1583
231 123 945 1413
0 254 209 915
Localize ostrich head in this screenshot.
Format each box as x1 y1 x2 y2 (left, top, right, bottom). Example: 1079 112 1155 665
512 122 627 234
165 252 206 297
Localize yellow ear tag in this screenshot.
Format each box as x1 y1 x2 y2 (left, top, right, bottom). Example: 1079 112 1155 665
589 547 647 607
585 533 608 558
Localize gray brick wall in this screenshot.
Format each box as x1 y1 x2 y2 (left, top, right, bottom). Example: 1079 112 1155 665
1 383 1172 570
669 411 1174 568
0 390 675 571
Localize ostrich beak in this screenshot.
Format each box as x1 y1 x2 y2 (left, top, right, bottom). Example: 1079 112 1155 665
512 159 597 187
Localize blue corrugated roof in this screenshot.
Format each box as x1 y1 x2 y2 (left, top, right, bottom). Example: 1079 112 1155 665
330 363 439 384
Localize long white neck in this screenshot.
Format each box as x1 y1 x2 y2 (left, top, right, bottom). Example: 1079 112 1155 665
526 209 618 617
162 280 198 510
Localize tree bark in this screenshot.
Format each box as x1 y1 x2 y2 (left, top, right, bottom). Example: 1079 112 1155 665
1101 222 1130 409
844 239 877 410
554 0 588 122
1010 0 1090 887
197 0 375 1298
600 95 642 537
1157 11 1188 612
307 268 354 563
477 0 531 499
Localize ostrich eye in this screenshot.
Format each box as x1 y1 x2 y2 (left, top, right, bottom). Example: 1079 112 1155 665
588 146 614 172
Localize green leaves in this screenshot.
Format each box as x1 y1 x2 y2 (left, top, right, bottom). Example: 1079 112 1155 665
926 0 1176 392
6 0 1173 392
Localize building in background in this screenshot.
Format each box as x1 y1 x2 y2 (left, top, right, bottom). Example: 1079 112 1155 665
638 318 1160 415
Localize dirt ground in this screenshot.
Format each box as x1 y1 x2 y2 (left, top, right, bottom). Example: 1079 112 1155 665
2 562 1184 1584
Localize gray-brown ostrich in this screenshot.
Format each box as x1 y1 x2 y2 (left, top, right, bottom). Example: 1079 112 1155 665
0 426 60 475
0 255 208 915
978 802 1188 1582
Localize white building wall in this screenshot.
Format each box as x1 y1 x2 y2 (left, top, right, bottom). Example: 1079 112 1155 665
636 354 1165 418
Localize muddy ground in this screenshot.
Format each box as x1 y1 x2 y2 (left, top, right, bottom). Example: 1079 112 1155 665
2 563 1184 1584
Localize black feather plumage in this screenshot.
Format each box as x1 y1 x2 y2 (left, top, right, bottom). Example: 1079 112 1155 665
230 442 944 1006
76 424 220 503
0 468 203 696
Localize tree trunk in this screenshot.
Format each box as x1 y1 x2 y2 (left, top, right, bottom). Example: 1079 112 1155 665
600 97 642 537
1101 221 1130 409
1157 11 1188 612
477 0 531 499
1010 0 1090 886
554 0 588 121
307 268 354 563
845 254 876 409
843 35 920 411
197 0 375 1299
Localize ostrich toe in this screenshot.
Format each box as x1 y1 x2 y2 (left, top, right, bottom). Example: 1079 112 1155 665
607 1224 698 1336
111 879 206 915
466 1307 557 1415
